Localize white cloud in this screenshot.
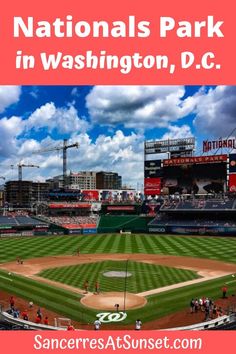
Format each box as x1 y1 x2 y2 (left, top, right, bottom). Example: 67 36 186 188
161 124 193 140
86 86 195 130
0 116 25 157
27 102 89 134
0 86 21 113
194 86 236 137
0 131 144 188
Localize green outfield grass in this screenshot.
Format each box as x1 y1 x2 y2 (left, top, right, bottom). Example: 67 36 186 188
38 260 200 293
0 268 235 325
0 234 236 264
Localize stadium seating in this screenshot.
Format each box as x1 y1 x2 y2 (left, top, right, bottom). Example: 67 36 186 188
161 198 236 211
41 215 99 228
0 216 47 227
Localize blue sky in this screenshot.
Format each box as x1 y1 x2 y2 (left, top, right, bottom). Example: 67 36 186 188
0 85 235 187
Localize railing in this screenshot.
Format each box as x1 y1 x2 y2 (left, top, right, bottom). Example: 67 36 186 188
165 314 234 331
0 310 66 331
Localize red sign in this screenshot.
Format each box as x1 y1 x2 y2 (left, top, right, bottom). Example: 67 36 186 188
144 178 161 195
107 206 135 211
82 190 99 201
203 138 236 153
229 174 236 193
163 154 227 166
61 224 81 229
49 203 91 208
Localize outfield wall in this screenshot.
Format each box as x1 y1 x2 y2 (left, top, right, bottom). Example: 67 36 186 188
148 225 236 236
98 215 154 233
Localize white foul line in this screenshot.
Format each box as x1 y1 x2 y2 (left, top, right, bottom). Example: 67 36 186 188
0 275 13 282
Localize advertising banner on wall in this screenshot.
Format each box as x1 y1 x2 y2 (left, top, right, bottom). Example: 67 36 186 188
229 154 236 173
163 154 227 166
144 160 162 178
82 190 99 201
229 173 236 193
144 177 161 195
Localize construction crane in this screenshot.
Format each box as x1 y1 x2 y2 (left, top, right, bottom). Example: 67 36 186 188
11 163 40 181
32 139 79 188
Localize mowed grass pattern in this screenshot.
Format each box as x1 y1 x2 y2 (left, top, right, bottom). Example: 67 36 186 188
38 260 199 293
0 268 236 325
0 234 236 264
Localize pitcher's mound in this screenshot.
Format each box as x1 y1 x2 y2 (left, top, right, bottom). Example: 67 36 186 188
81 292 147 310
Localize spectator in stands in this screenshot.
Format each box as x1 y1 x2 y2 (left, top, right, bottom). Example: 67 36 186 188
67 325 75 331
22 310 29 321
37 307 42 320
217 306 223 317
194 298 199 313
212 305 217 318
204 304 210 321
135 319 142 330
35 315 42 324
9 296 15 309
13 309 20 318
190 299 195 313
94 319 101 330
43 316 49 325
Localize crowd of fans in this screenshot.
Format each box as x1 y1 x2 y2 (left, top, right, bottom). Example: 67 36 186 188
3 210 30 217
6 296 50 326
161 196 236 211
189 296 225 322
153 213 236 228
42 215 99 226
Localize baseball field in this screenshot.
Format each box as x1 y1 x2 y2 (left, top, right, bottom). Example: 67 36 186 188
0 233 236 328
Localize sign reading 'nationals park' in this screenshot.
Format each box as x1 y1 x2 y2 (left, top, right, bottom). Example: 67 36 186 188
203 138 236 153
163 154 227 166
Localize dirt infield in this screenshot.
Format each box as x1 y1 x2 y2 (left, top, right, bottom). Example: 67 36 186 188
1 254 236 329
81 292 147 310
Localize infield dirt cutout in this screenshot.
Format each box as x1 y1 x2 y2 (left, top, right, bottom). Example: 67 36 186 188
1 253 236 311
81 292 147 310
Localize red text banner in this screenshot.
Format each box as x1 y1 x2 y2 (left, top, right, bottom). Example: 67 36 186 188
144 178 161 195
0 0 236 84
0 331 236 354
163 154 227 166
229 174 236 193
107 206 135 211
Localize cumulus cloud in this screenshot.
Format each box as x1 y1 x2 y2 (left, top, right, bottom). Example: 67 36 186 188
194 86 236 137
27 102 89 134
161 124 193 140
86 86 196 129
0 116 25 157
0 101 89 159
0 86 21 113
